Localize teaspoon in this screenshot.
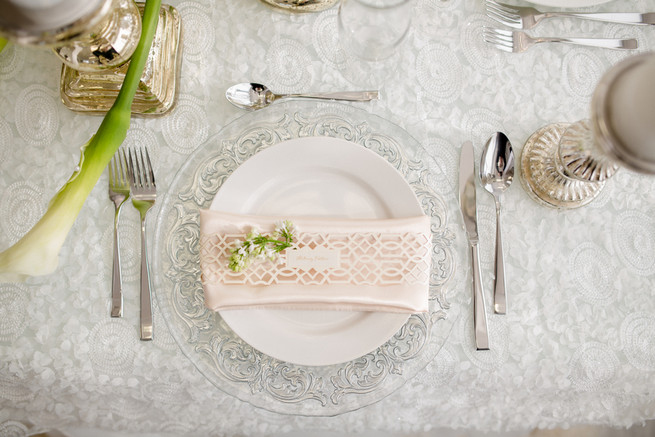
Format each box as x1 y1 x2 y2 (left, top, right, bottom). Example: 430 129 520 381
225 82 379 111
480 132 515 315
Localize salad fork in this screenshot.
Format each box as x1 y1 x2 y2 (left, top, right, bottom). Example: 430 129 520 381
108 149 130 318
485 0 655 29
482 27 638 53
128 147 156 341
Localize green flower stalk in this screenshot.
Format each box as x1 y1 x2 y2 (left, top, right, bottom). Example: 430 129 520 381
0 0 162 282
0 38 7 53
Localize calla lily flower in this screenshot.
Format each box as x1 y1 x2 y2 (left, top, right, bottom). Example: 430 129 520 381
0 0 162 282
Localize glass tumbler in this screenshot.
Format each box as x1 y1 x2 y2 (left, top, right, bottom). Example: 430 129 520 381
338 0 413 62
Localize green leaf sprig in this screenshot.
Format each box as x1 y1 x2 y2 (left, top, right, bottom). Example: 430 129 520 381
228 220 297 273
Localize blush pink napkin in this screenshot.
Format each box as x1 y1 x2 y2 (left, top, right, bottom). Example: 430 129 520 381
199 209 431 313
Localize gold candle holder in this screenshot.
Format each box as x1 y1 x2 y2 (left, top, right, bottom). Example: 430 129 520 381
60 2 182 116
0 0 182 116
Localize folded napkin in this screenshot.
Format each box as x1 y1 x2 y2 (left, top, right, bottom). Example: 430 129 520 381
198 209 431 313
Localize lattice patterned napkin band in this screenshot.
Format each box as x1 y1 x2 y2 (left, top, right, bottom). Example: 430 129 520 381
199 209 431 313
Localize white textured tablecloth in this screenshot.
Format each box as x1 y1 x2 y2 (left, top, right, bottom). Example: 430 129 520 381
2 0 655 435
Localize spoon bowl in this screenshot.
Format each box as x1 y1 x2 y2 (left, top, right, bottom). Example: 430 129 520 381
225 83 276 111
225 82 379 111
480 132 515 314
480 132 515 195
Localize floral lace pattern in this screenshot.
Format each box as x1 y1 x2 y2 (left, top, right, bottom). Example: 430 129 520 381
1 0 655 434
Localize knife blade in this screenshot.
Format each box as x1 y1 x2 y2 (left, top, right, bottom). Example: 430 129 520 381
458 141 490 351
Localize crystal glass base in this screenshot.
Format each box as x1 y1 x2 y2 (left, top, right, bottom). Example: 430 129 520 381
60 3 182 116
55 0 141 72
520 123 605 209
260 0 338 12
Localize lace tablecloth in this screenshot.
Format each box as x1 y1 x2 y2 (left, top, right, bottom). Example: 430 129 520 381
2 0 655 435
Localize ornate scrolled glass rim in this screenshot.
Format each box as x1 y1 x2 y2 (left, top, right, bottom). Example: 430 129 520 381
592 52 655 175
151 100 459 416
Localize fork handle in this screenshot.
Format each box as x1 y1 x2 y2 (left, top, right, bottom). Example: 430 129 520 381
536 36 638 50
110 208 124 318
546 12 655 26
139 219 153 341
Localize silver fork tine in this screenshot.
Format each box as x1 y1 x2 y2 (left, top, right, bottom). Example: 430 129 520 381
108 149 131 318
484 40 514 52
482 28 515 52
483 28 512 43
486 7 522 25
485 2 512 17
489 27 511 35
144 148 155 186
484 0 525 29
483 35 510 46
133 149 143 186
486 0 519 15
138 147 155 187
136 149 146 185
119 148 129 186
128 149 135 184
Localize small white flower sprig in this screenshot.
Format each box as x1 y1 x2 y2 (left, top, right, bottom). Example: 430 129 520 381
228 220 297 272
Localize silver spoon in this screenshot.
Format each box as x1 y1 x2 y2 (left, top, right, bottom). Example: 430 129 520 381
225 82 379 111
480 132 515 315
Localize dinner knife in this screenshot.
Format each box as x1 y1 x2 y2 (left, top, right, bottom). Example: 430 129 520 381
458 141 490 351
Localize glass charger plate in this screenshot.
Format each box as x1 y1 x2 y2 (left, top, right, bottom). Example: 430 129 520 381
152 100 461 416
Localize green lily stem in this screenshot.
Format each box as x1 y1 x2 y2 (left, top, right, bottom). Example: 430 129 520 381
0 0 162 282
72 0 162 198
0 38 7 53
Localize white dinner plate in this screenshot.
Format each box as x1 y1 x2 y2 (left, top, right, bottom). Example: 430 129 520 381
210 136 423 366
526 0 611 7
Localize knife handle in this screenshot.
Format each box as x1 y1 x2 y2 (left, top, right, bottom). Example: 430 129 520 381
471 243 490 350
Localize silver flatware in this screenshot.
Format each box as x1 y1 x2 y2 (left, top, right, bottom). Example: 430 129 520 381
108 149 130 318
485 0 655 30
127 147 156 341
480 132 514 315
483 27 638 53
459 141 490 351
225 82 379 111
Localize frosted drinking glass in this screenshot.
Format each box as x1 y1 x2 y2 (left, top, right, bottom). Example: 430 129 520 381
338 0 413 61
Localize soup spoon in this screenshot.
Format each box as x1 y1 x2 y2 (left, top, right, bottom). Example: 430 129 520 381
480 132 515 315
225 82 379 111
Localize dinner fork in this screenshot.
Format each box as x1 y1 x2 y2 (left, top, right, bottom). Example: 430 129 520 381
485 0 655 30
128 147 156 341
482 27 638 53
108 149 130 318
